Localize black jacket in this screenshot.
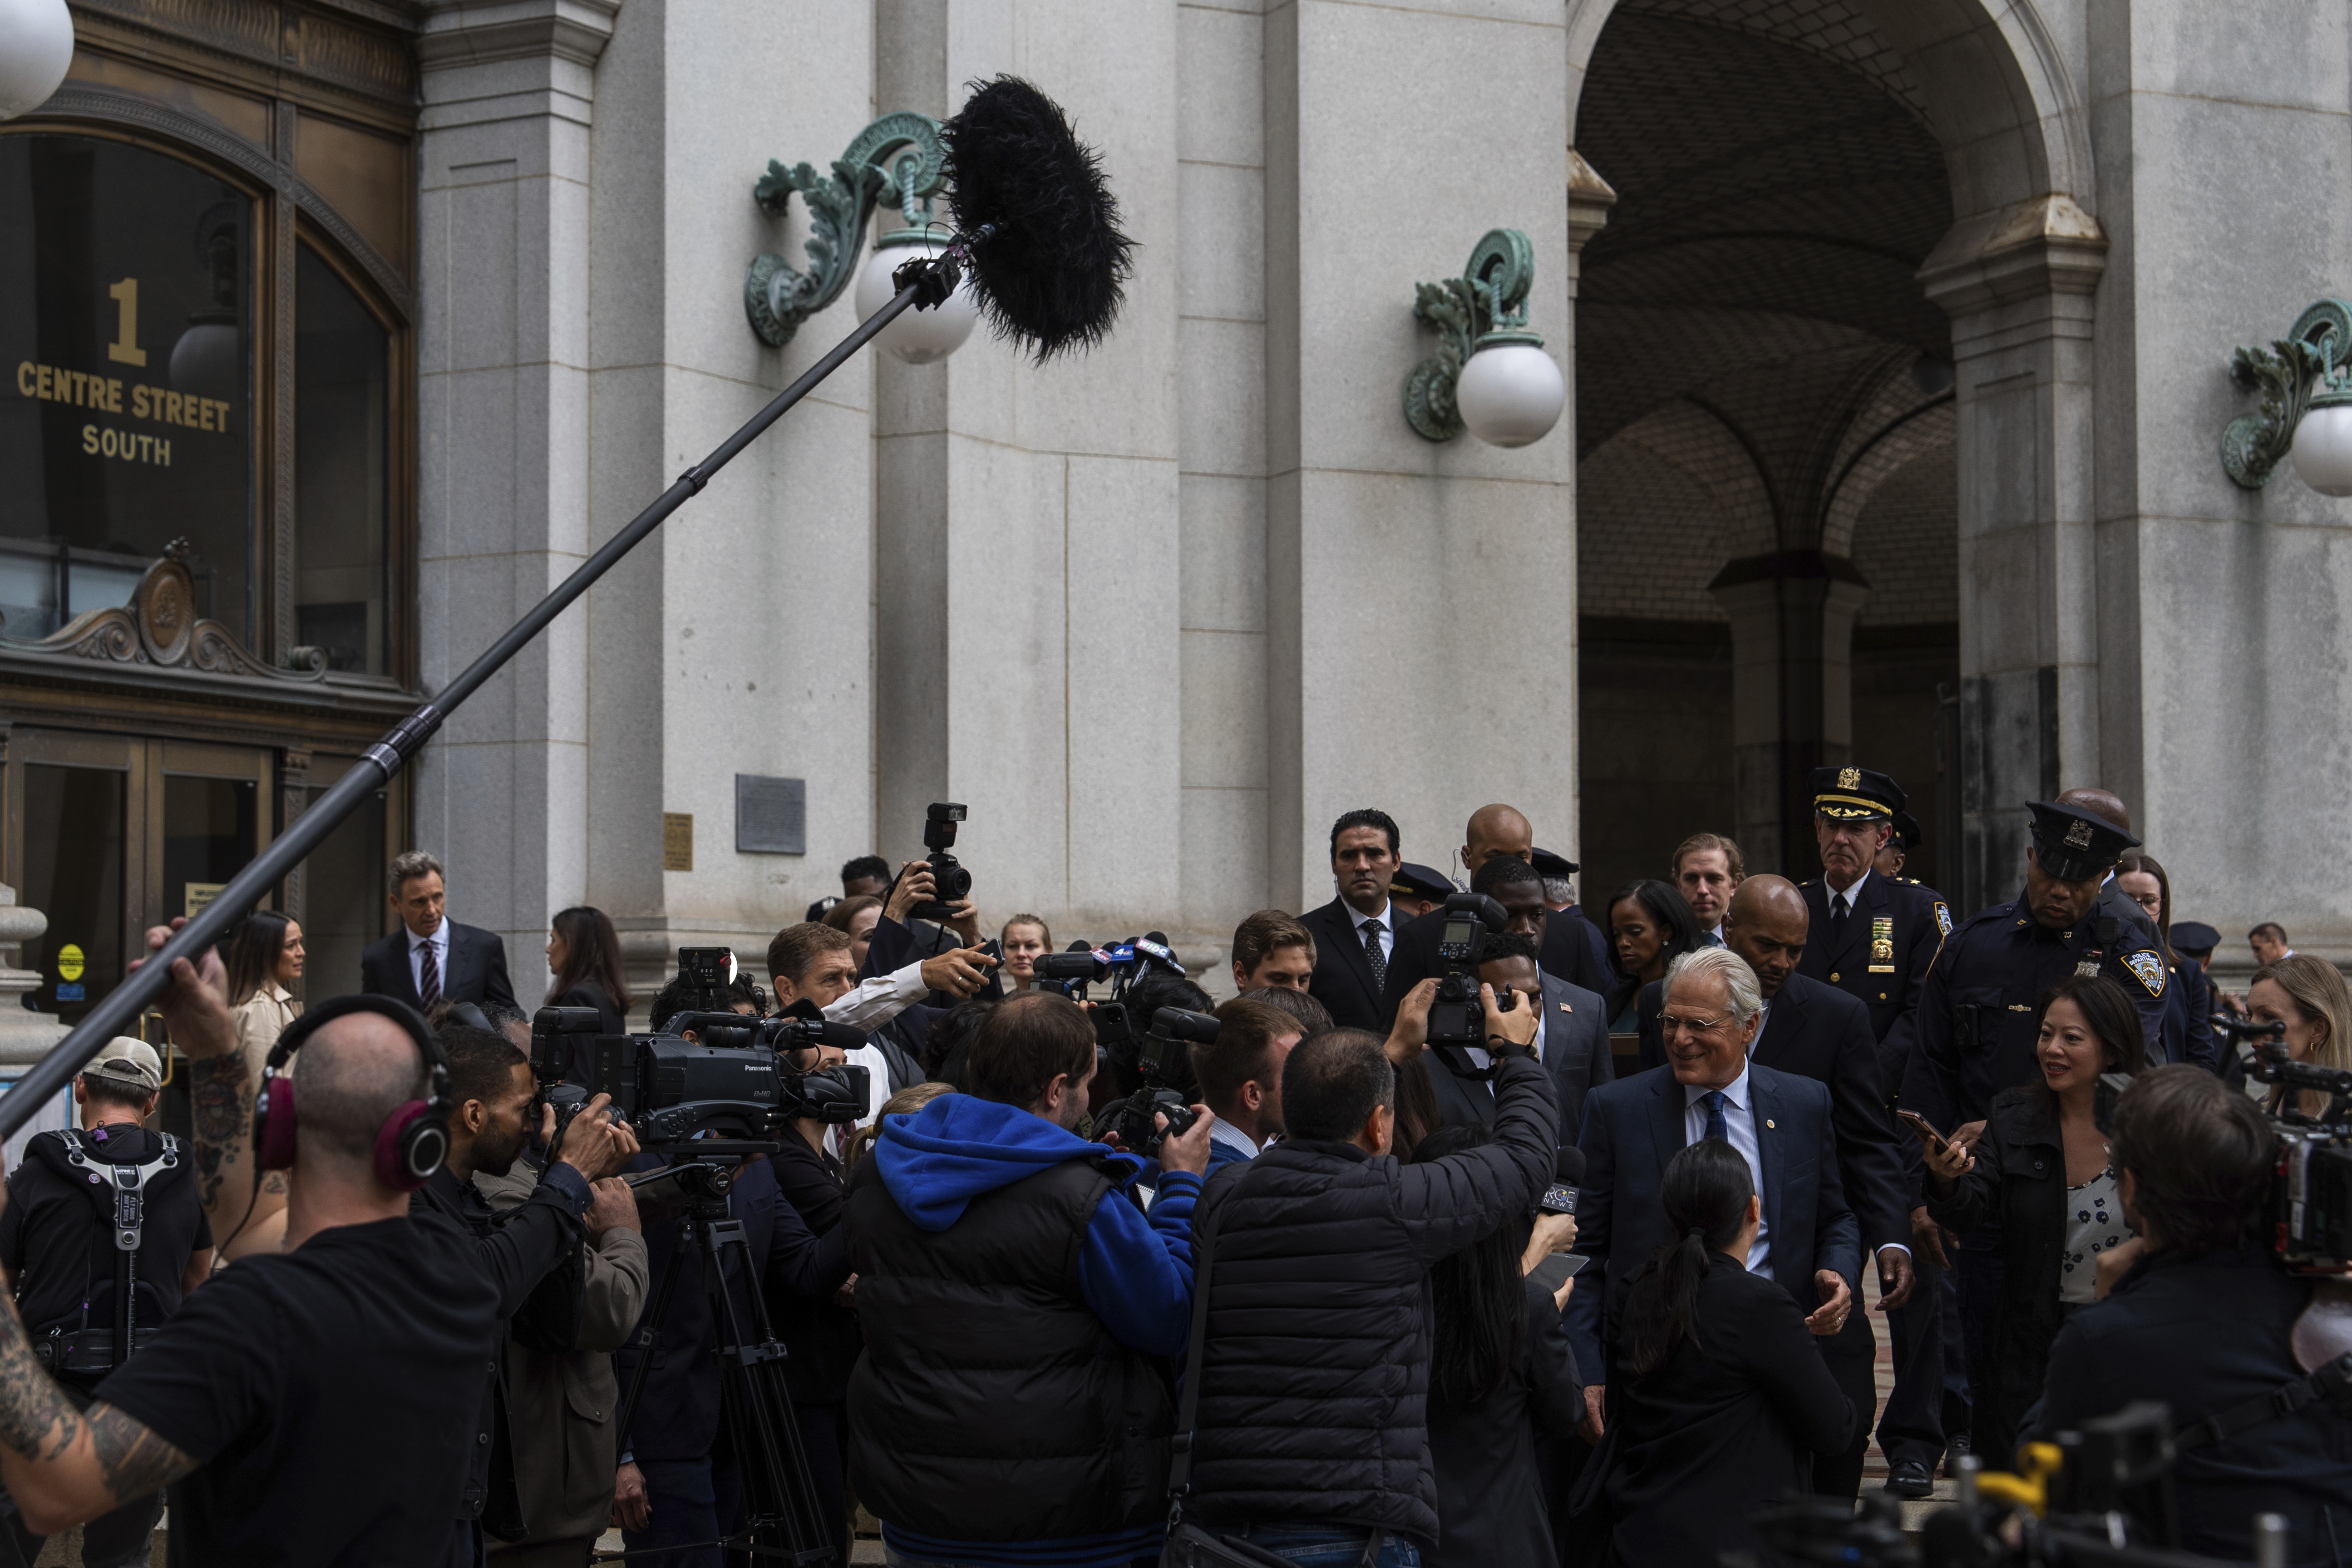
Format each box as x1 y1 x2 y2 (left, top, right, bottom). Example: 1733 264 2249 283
409 1161 587 1528
1635 973 1910 1252
548 980 626 1036
1603 1260 1855 1566
1425 1275 1585 1568
361 921 519 1014
1301 895 1392 1032
2031 1242 2352 1567
1416 971 1613 1153
1380 905 1610 1028
1923 1080 2120 1470
768 1137 861 1405
1188 1052 1557 1548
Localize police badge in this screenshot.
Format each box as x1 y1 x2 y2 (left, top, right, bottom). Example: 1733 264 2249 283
1838 767 1860 790
2123 950 2167 997
2063 818 2094 850
1869 915 1895 973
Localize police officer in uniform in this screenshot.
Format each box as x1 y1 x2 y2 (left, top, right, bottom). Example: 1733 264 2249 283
0 1040 211 1568
1897 799 2167 1468
1875 811 1921 880
1794 767 1952 1497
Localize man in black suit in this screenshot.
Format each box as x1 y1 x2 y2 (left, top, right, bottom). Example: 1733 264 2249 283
1413 932 1611 1152
360 851 518 1016
1379 806 1608 1022
1568 945 1861 1455
1639 876 1917 1497
1300 808 1406 1032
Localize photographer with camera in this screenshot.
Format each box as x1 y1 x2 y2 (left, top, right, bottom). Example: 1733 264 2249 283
418 1024 641 1564
844 990 1213 1568
2028 1064 2352 1565
771 922 995 1119
1172 984 1551 1565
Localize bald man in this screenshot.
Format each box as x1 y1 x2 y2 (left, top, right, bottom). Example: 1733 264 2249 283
1376 804 1610 1025
0 934 504 1562
1634 876 1916 1498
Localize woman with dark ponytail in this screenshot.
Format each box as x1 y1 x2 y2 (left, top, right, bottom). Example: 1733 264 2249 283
1603 1139 1854 1566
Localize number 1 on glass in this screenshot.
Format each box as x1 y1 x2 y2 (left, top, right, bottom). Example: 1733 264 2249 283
106 277 146 367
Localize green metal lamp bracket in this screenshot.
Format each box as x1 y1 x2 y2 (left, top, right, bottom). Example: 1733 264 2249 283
745 110 948 348
2222 298 2352 488
1404 228 1540 442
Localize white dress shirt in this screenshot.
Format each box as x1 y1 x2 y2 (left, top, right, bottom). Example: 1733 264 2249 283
1351 901 1395 966
1826 868 1869 915
823 961 932 1032
1207 1115 1259 1161
1684 1064 1771 1279
407 921 450 998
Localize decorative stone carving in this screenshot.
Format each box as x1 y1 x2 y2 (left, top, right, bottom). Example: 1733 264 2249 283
0 543 327 682
0 885 66 1070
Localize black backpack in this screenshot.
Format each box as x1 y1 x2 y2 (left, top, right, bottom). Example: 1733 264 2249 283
20 1127 187 1377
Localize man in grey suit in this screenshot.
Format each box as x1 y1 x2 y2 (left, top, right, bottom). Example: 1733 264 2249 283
359 849 519 1016
1412 932 1611 1152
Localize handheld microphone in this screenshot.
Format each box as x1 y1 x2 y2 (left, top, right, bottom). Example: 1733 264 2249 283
1538 1146 1585 1216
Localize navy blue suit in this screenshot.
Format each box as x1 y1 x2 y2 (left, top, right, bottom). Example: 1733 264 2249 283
1566 1063 1861 1395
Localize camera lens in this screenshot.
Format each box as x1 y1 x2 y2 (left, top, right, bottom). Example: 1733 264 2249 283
934 861 973 899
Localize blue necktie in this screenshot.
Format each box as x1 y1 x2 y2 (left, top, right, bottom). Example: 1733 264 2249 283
1701 1090 1728 1145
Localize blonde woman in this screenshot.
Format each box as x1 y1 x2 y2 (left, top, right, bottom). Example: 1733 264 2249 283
2242 954 2352 1117
999 913 1051 992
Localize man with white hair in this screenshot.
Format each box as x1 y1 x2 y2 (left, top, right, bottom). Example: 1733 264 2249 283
1563 946 1862 1461
0 926 519 1562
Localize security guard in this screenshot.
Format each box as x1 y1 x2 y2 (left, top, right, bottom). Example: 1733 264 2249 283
1874 810 1922 880
1386 862 1456 922
1796 767 1951 1075
1900 799 2168 1137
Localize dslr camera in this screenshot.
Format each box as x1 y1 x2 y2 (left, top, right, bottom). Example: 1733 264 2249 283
910 802 971 923
1426 892 1511 1075
1097 1006 1212 1156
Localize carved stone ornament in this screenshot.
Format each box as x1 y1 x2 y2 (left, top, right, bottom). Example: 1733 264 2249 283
745 111 949 348
0 542 326 682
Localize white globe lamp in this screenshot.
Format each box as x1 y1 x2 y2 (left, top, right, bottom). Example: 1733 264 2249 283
853 228 979 364
2291 394 2352 498
1455 332 1565 449
0 0 72 122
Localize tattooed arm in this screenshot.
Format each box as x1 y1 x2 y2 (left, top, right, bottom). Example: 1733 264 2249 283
138 924 284 1260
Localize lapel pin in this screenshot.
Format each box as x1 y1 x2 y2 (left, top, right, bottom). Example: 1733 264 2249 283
1559 1002 1572 1012
1765 1119 1776 1129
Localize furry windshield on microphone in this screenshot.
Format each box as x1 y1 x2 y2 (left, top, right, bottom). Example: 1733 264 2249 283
942 76 1134 360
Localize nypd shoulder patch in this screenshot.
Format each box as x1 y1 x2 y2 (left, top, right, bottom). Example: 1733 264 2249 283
1933 901 1953 938
2122 949 2167 998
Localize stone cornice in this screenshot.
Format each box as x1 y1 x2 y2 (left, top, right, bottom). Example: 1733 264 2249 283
415 0 619 72
1918 194 2108 319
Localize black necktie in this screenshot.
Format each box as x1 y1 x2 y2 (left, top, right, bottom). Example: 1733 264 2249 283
1830 892 1851 949
1361 919 1387 991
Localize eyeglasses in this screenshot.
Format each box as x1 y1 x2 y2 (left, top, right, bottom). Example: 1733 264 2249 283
1659 1013 1734 1037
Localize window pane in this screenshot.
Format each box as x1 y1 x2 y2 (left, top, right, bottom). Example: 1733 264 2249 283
294 245 389 676
0 135 254 642
295 777 386 1005
20 763 126 1027
162 772 257 922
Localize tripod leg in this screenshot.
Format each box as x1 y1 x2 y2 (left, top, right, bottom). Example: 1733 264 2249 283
697 1215 831 1564
614 1222 693 1462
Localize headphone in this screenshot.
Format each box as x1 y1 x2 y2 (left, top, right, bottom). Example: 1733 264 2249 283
254 994 453 1191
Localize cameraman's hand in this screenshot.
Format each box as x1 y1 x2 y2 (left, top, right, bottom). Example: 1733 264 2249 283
944 897 982 943
586 1177 640 1239
1522 1212 1577 1273
920 942 998 999
612 1462 650 1531
1483 982 1538 1052
1384 979 1440 1065
554 1095 640 1183
1157 1105 1214 1177
132 919 236 1060
885 863 935 925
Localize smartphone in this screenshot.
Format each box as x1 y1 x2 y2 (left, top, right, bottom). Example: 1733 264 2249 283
1896 1109 1950 1153
1529 1253 1589 1295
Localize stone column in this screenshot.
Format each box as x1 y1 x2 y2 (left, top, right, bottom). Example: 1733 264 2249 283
413 0 617 959
1918 195 2105 915
0 885 71 1172
1266 0 1577 907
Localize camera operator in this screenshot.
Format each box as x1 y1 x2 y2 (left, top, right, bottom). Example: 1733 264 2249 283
419 1025 640 1564
770 922 995 1119
0 928 505 1560
2028 1065 2352 1564
0 1041 209 1568
1195 999 1306 1173
1178 987 1551 1564
844 990 1213 1568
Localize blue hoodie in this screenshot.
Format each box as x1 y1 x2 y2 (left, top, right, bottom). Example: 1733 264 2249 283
871 1094 1201 1568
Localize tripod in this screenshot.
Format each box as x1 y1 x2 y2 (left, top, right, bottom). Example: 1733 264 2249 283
605 1160 833 1565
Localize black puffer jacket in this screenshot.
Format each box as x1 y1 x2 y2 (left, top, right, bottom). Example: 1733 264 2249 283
1188 1052 1556 1548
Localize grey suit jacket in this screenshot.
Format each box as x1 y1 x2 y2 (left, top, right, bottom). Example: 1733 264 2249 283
1416 972 1612 1151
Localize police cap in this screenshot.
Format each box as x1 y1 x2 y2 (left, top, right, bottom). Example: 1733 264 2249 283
2027 799 2141 882
2170 920 2221 957
1890 810 1922 851
1390 863 1456 902
1810 765 1906 822
1530 847 1580 878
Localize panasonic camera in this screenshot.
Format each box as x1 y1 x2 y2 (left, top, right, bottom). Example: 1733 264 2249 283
1098 1006 1212 1156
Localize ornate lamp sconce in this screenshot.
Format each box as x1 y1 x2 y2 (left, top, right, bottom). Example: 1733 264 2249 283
2222 298 2352 496
1403 228 1565 449
745 111 979 362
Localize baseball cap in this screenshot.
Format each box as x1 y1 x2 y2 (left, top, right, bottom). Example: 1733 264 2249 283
84 1037 162 1093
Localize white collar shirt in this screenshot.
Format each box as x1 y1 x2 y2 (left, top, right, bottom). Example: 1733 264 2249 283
1683 1064 1771 1279
1350 900 1395 965
1207 1115 1258 1161
1827 868 1870 910
407 921 450 996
